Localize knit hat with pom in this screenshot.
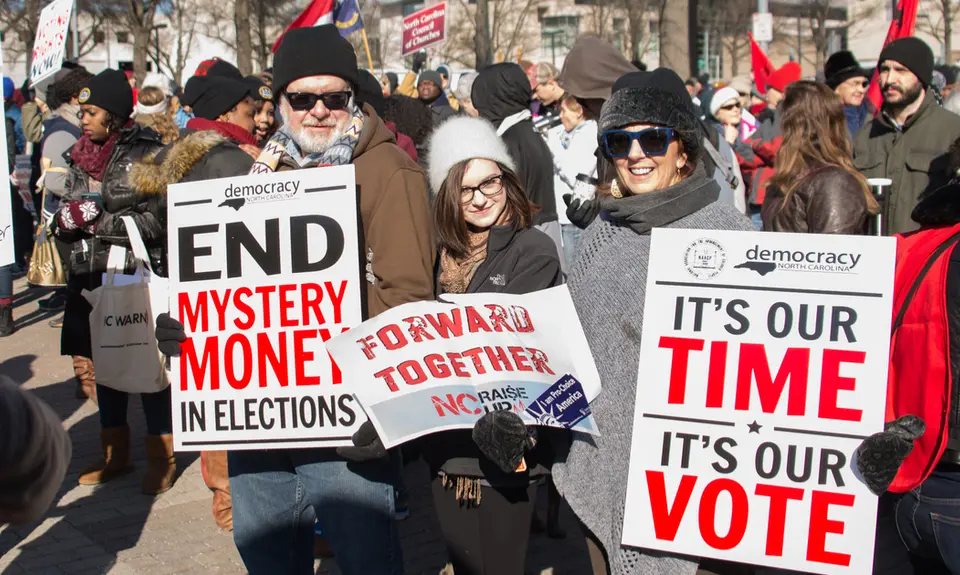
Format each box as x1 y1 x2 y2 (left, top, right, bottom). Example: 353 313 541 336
426 116 516 195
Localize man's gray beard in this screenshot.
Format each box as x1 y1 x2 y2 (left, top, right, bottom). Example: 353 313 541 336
279 104 348 155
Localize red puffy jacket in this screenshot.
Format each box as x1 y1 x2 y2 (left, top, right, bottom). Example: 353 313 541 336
887 223 960 492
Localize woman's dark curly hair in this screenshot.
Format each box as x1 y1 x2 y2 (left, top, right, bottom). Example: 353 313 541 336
382 94 433 149
48 68 93 110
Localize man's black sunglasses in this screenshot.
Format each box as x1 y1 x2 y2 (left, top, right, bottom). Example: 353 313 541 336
284 90 352 111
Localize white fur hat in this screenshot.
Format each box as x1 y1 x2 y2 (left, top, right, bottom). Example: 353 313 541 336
709 86 741 119
426 116 516 195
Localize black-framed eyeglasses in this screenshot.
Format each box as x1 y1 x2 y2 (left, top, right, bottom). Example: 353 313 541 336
720 102 742 111
461 174 504 204
284 90 352 112
601 127 676 159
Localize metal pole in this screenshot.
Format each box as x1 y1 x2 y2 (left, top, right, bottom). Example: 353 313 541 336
704 29 709 78
757 0 769 52
105 20 111 69
70 0 79 61
868 178 891 236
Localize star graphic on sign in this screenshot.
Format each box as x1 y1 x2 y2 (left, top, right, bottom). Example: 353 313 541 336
747 420 762 434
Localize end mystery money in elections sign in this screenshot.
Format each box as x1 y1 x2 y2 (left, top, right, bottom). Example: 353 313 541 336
326 286 602 448
167 166 362 451
621 229 896 575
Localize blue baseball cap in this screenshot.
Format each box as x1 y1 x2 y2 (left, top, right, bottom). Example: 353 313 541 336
3 77 14 99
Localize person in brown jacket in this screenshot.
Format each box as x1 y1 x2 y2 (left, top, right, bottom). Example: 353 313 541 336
155 25 434 575
762 81 878 234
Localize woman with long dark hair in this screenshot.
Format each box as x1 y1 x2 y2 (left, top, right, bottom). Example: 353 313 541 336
422 115 563 575
762 80 878 234
54 69 174 494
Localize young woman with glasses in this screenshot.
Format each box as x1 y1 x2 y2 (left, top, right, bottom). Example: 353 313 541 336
550 69 754 575
421 116 563 575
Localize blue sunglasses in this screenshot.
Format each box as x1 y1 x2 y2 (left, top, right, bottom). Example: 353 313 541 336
601 127 676 158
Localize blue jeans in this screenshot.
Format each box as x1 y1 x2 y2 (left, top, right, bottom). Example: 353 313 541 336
229 448 402 575
0 264 12 300
749 204 764 230
96 384 172 435
894 468 960 574
561 224 582 269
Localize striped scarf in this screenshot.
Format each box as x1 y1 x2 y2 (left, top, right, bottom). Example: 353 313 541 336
249 104 365 174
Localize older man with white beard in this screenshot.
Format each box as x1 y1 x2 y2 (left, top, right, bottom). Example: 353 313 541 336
155 25 435 575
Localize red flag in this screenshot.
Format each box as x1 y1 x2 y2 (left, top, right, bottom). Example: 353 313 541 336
749 33 775 95
272 0 335 52
866 0 919 111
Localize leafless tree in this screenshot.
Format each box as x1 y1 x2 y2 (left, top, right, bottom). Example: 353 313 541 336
699 0 753 76
198 0 300 73
156 0 198 84
916 0 960 65
795 0 880 69
235 0 252 74
439 0 538 68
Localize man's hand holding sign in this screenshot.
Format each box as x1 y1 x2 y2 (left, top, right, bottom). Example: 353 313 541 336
621 229 901 575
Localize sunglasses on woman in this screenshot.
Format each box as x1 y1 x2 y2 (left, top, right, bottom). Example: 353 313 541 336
460 174 504 204
284 90 352 112
601 127 676 159
719 102 742 111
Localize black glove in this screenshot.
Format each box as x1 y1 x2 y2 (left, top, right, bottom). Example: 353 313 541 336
412 50 427 74
856 415 926 496
337 420 388 462
472 410 537 473
155 313 186 357
563 194 600 230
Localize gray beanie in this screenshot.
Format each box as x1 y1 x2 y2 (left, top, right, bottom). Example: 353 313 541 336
418 70 444 89
426 116 516 195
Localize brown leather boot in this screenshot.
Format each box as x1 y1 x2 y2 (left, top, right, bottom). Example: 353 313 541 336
142 435 177 495
78 426 133 485
201 450 233 530
72 356 97 405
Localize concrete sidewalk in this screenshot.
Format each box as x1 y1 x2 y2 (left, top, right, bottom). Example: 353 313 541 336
0 279 593 575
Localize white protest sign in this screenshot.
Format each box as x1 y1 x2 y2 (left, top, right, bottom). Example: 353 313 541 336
621 229 895 575
30 0 74 85
167 165 362 451
0 44 12 268
326 286 602 448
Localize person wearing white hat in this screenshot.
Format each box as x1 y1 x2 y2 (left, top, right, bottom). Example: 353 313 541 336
708 86 744 145
423 114 563 575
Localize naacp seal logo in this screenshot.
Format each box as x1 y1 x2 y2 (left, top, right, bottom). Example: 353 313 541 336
259 86 272 100
684 238 726 280
78 88 90 103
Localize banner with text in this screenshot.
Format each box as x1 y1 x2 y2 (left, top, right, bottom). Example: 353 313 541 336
326 286 602 448
402 2 447 56
0 45 11 268
621 229 896 575
31 0 73 85
167 165 362 451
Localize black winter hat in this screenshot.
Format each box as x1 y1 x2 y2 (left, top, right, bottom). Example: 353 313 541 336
356 69 385 116
273 25 359 95
879 37 934 87
245 76 273 102
184 76 252 120
599 69 701 161
78 68 133 120
824 50 868 89
207 59 244 81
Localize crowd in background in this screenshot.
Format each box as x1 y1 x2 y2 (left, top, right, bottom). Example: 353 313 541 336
3 25 960 575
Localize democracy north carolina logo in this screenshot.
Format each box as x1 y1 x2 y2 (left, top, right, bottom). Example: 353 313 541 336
735 245 862 276
684 238 726 280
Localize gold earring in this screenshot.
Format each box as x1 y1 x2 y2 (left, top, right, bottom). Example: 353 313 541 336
611 179 623 198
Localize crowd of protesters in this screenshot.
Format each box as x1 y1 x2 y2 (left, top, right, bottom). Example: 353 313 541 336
4 24 960 575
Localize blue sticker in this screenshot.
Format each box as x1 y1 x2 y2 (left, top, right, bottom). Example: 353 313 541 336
525 374 591 429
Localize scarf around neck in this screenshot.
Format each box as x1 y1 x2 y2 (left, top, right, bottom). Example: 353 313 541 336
439 230 490 294
186 117 258 147
249 104 365 174
70 131 121 181
600 163 720 235
496 109 532 136
55 103 81 128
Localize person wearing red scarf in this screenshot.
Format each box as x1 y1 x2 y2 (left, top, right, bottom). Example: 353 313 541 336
182 75 259 158
52 68 176 497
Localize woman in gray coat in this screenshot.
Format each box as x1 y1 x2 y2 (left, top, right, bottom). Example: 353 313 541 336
550 69 754 575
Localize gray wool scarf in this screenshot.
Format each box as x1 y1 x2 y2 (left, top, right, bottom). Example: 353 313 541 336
551 166 754 575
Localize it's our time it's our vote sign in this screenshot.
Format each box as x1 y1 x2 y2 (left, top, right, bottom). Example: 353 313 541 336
622 229 896 575
166 166 362 451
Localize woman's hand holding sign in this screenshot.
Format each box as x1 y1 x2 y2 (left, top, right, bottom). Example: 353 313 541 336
855 414 926 495
155 312 187 357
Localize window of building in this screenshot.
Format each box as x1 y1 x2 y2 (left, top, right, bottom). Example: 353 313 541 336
402 1 425 16
541 15 580 63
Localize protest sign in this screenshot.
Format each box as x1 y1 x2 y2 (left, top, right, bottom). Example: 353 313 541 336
0 44 13 268
326 286 601 448
167 166 362 451
30 0 73 85
402 2 447 56
621 229 896 575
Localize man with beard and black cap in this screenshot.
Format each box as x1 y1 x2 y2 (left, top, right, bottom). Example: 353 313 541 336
472 62 562 259
824 50 871 137
853 37 960 234
154 24 433 575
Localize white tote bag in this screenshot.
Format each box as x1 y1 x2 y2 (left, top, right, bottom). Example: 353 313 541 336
83 215 169 394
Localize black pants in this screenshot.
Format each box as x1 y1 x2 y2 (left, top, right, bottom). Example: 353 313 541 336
431 475 538 575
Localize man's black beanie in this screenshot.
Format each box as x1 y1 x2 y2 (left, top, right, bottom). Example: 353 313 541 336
273 25 359 95
184 76 251 120
78 69 133 119
879 37 934 87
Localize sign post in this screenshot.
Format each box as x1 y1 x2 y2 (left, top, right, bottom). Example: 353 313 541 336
30 0 74 85
166 166 363 451
621 229 896 575
402 2 447 57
